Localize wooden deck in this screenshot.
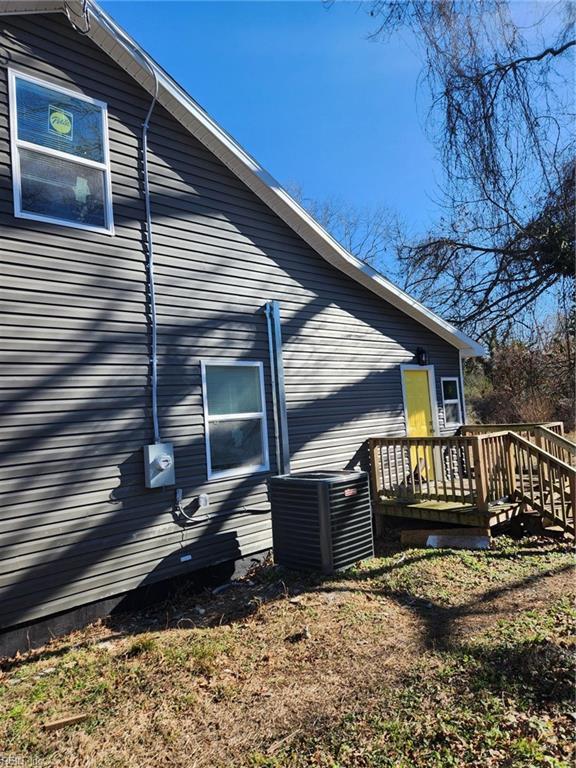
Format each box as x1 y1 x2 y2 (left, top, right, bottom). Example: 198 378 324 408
369 422 576 535
376 497 521 529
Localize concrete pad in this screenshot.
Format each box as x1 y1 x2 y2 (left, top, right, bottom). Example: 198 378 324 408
426 534 491 550
401 527 490 547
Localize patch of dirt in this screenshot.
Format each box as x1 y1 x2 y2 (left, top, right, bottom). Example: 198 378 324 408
449 568 573 639
415 565 575 651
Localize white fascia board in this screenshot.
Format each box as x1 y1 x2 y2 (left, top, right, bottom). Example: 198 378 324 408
2 0 485 358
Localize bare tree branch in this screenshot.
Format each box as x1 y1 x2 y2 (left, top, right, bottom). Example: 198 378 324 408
480 38 576 78
362 0 575 341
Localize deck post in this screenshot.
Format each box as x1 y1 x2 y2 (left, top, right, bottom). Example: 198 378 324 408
472 436 490 512
534 429 550 484
505 432 516 500
368 438 381 504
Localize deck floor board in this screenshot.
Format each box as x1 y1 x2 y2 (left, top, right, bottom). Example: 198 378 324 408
374 495 521 530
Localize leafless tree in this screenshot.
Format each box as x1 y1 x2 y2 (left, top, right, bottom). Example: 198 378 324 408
288 185 404 278
361 0 575 340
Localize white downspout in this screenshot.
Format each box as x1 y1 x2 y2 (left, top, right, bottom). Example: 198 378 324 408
459 350 468 425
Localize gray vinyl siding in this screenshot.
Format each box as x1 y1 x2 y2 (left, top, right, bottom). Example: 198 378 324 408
0 12 462 631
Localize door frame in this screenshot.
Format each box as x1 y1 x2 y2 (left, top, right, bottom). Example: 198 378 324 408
399 364 440 437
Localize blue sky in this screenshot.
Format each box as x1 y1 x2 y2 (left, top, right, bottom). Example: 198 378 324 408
102 1 441 237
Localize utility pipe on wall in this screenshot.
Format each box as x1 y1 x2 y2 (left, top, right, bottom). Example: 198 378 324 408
142 69 161 443
264 300 290 475
79 2 164 446
264 302 282 475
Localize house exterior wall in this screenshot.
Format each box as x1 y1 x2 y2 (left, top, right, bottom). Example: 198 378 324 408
0 12 464 631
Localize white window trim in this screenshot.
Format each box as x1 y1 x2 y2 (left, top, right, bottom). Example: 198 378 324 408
201 360 270 481
441 376 463 427
8 69 114 235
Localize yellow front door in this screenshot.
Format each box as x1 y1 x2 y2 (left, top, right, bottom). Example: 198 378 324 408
402 369 435 482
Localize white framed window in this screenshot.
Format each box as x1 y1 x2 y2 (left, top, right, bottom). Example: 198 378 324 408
8 70 114 234
201 361 270 480
441 377 463 426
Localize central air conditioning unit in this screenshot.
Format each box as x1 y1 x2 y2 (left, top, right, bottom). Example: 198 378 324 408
267 470 374 574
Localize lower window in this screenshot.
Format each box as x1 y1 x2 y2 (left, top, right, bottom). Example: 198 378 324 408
201 361 269 480
19 149 107 228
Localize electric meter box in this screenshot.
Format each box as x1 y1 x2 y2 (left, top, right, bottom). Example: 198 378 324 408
143 442 176 488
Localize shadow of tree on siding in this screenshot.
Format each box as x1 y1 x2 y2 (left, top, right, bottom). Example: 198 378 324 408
0 291 400 630
0 48 455 634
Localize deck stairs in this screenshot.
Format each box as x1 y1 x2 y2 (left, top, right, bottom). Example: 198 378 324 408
369 422 576 535
509 429 575 535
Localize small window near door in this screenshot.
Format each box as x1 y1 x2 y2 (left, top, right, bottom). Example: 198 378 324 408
201 361 269 480
441 377 462 426
8 70 113 233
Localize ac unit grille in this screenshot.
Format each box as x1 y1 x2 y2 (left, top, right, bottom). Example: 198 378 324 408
268 470 374 574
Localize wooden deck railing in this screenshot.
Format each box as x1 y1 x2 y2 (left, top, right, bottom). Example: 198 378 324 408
461 422 564 439
473 431 512 511
510 433 575 534
461 421 574 467
533 426 576 467
369 425 576 532
368 432 513 512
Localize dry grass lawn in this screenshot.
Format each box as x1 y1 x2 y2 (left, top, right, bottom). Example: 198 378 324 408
1 535 574 767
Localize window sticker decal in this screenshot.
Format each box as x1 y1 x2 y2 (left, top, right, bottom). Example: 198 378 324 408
48 105 73 140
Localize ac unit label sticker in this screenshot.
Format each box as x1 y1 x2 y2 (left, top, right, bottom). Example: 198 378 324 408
48 105 73 139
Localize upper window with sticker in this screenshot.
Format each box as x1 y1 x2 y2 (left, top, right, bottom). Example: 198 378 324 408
9 71 113 233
